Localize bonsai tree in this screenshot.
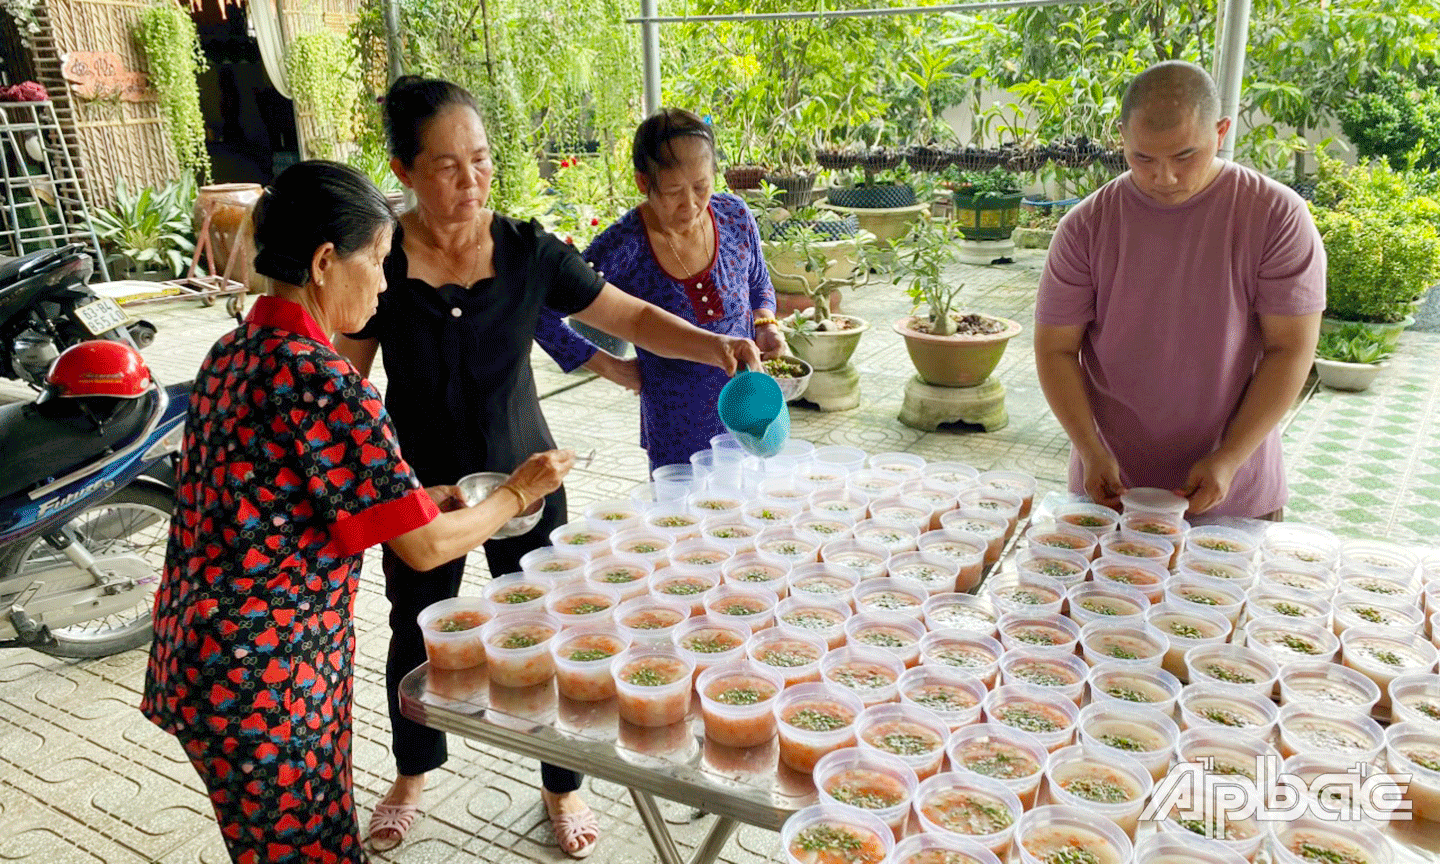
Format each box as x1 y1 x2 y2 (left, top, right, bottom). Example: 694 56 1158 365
1315 324 1395 365
887 214 1008 337
765 219 874 333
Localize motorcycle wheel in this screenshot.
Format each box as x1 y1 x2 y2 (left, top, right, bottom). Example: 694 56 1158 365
0 484 174 658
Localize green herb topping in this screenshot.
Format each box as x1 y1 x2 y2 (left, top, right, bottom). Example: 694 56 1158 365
788 707 849 731
569 648 615 662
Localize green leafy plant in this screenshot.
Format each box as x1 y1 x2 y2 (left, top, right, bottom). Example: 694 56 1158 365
135 1 210 180
347 144 402 195
287 29 359 159
886 215 966 336
952 168 1022 198
1338 74 1440 171
1316 324 1395 364
91 177 197 278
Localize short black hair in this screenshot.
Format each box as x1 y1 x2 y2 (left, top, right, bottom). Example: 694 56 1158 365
384 76 482 167
632 107 716 184
1120 61 1220 129
251 160 393 287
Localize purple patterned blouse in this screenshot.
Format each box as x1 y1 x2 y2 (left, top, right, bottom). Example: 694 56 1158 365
536 193 775 471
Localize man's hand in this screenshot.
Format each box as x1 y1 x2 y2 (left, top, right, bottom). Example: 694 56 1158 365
754 324 787 360
1079 447 1125 509
1177 451 1241 514
584 352 641 393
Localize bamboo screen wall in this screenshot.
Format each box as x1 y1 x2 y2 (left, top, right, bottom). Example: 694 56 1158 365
34 0 179 209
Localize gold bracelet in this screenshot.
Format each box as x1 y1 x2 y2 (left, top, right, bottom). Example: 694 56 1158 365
498 483 529 513
753 312 779 328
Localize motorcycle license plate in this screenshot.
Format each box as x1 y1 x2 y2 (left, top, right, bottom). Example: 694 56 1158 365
74 297 130 336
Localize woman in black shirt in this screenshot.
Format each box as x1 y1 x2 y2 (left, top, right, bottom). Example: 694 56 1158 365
335 77 758 859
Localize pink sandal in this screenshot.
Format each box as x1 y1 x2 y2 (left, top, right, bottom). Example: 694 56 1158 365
367 803 420 853
551 804 600 859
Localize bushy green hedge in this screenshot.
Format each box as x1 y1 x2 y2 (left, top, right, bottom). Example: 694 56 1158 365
1338 75 1440 171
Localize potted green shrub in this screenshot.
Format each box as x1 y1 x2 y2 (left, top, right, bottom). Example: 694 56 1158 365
1314 323 1394 391
886 215 1021 388
827 165 918 210
756 189 872 316
92 177 198 279
773 236 875 410
950 168 1024 241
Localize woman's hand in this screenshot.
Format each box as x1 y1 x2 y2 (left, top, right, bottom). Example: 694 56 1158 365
424 484 465 512
754 324 787 360
712 335 762 376
584 352 641 393
502 450 576 512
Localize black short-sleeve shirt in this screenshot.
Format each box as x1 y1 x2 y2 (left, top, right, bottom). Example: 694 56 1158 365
350 215 605 485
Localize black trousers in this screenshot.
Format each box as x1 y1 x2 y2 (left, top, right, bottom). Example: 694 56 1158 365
383 486 582 794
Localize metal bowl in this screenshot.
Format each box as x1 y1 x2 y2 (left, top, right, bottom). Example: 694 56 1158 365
766 356 813 402
457 471 544 539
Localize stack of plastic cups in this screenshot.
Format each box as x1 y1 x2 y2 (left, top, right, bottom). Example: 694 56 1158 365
651 463 697 503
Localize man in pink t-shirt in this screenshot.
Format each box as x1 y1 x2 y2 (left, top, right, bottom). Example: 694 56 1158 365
1035 61 1325 519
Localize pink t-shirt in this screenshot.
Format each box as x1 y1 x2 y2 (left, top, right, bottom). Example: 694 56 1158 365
1036 161 1326 517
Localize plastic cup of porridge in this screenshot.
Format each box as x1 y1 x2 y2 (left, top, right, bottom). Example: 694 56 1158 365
787 561 860 607
898 666 986 730
821 538 891 582
1077 701 1179 782
812 444 868 473
781 803 894 864
868 450 927 477
1185 643 1281 694
1026 520 1099 561
1258 559 1338 600
695 659 785 747
846 611 926 667
808 488 870 524
721 550 791 597
673 615 748 682
922 460 980 490
856 701 950 780
940 510 1008 568
545 581 620 628
700 516 761 556
686 487 745 520
1014 804 1135 864
1089 661 1184 715
774 681 866 773
1386 722 1440 822
1145 601 1231 679
964 487 1024 536
868 493 936 535
610 528 673 569
913 772 1022 857
915 529 987 591
1389 672 1440 727
1243 614 1341 667
1339 567 1422 606
743 498 803 534
1044 743 1154 837
997 612 1082 655
887 550 963 596
947 723 1049 808
1276 702 1385 762
1179 682 1279 740
821 644 904 706
1155 800 1266 862
1279 659 1382 715
551 622 631 701
1261 523 1341 570
583 498 645 532
611 645 696 727
1119 513 1186 569
668 539 734 576
1269 816 1393 864
1138 830 1250 864
702 584 777 632
1164 574 1246 625
481 610 562 687
1332 590 1424 636
483 573 550 613
1178 554 1256 589
418 597 496 670
999 648 1089 705
984 572 1066 618
518 547 588 582
1340 538 1420 582
613 595 689 646
754 526 821 567
983 683 1079 752
775 594 851 649
794 512 856 547
582 554 654 603
977 469 1037 517
919 631 1002 686
1091 555 1169 603
1186 525 1260 566
1099 531 1173 568
648 567 720 616
644 501 703 542
1176 726 1283 792
814 747 919 840
548 521 613 560
922 592 999 638
851 518 921 556
899 479 960 529
651 463 698 501
1246 585 1334 628
891 832 1000 864
1341 624 1439 707
846 468 905 504
1055 501 1121 539
757 475 817 504
1014 548 1091 589
1069 582 1151 628
854 576 929 619
747 627 827 685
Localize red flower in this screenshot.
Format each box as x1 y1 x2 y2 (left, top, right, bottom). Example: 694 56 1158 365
565 235 575 245
559 159 571 168
590 217 599 226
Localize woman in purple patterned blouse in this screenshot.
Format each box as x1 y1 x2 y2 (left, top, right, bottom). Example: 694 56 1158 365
537 109 786 470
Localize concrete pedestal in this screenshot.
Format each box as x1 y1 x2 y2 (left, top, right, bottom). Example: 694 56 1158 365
898 375 1008 432
956 237 1016 266
800 364 862 412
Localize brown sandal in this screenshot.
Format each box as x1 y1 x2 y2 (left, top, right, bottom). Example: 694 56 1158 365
367 803 420 852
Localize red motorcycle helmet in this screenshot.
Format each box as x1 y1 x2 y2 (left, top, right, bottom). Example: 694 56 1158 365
40 339 152 402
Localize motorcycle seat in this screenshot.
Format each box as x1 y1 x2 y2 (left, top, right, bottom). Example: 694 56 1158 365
0 389 158 501
0 245 80 289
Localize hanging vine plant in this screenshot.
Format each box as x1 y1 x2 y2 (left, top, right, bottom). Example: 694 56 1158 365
135 1 210 181
286 29 358 159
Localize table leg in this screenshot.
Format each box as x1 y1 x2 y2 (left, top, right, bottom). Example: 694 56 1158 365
627 789 740 864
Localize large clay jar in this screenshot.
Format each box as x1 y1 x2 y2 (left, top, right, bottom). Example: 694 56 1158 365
193 183 263 292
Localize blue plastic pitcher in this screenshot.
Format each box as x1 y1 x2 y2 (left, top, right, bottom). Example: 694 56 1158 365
717 371 791 458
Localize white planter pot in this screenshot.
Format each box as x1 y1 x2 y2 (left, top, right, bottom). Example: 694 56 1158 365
1314 357 1386 392
761 231 874 294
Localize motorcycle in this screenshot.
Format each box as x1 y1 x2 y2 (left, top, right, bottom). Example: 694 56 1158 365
0 244 157 388
0 340 188 657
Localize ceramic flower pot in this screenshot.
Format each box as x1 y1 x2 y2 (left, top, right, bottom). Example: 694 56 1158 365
894 314 1022 388
1314 357 1385 392
951 190 1024 241
1320 315 1413 351
783 315 869 373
